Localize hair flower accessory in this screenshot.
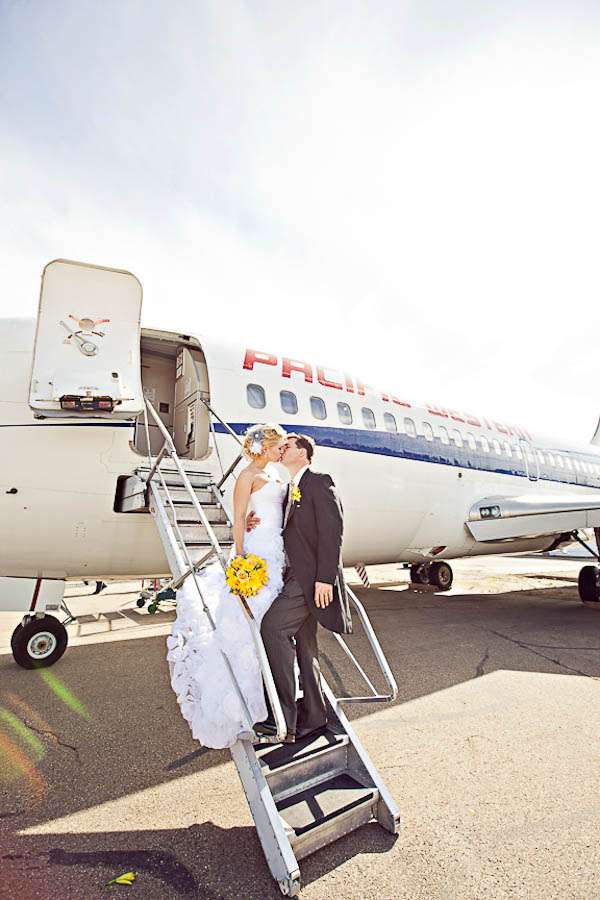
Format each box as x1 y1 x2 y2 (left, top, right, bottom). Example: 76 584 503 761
249 428 265 455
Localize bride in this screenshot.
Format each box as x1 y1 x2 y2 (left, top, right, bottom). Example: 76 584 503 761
166 423 288 749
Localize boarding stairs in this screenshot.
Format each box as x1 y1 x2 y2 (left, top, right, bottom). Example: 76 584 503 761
125 398 401 896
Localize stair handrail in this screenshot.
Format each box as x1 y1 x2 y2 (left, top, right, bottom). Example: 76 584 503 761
141 396 288 743
194 398 244 490
329 586 398 704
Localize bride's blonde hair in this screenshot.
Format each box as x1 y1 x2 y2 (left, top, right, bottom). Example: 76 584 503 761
242 423 287 461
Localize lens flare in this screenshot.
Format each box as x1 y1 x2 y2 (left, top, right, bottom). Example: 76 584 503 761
0 708 44 761
3 691 54 734
37 670 92 721
0 731 46 799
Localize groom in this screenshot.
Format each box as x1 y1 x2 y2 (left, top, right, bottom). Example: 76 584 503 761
254 433 352 743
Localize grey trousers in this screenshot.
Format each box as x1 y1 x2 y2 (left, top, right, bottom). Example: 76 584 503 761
260 572 327 735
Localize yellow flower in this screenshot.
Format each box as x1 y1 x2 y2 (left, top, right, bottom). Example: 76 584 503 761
291 483 301 503
226 553 269 599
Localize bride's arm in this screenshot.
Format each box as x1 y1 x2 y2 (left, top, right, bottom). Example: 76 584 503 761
232 469 254 556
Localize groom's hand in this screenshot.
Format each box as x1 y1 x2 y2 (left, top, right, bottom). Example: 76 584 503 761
314 582 333 608
246 511 261 532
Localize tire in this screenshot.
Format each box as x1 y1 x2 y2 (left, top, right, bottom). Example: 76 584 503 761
578 565 599 603
11 616 68 669
410 564 430 584
430 561 453 591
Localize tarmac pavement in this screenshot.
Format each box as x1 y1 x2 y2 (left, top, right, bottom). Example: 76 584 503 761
0 558 599 899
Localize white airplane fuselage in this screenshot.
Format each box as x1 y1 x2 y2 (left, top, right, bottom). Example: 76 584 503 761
3 312 600 582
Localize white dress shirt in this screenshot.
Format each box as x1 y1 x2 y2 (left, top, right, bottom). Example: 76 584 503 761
291 464 310 488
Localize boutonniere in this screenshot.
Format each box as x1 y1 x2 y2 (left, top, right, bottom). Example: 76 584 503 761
290 481 302 504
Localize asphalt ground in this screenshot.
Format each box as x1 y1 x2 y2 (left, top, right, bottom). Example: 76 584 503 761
0 558 599 900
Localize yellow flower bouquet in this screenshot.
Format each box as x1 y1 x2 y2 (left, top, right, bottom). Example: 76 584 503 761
226 553 269 599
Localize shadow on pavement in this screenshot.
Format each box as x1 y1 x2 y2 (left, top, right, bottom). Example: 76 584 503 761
0 581 599 896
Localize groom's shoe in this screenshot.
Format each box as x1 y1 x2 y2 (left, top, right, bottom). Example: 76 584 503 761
253 719 278 737
253 720 296 744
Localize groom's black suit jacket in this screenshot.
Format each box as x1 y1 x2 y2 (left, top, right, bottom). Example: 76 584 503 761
283 469 352 635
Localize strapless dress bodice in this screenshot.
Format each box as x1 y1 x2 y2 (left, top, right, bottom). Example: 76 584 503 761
248 477 287 533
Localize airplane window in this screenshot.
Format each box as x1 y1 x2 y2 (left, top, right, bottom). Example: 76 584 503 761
247 383 266 409
337 402 353 425
362 407 376 430
479 437 490 453
404 417 416 437
384 412 398 433
439 426 450 445
492 439 501 454
423 422 434 441
310 396 327 420
503 441 512 457
573 458 581 472
547 452 555 466
280 390 298 415
451 429 463 448
565 457 573 470
557 455 564 468
514 445 523 459
466 432 476 450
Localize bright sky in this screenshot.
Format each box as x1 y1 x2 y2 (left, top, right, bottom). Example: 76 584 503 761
2 2 600 443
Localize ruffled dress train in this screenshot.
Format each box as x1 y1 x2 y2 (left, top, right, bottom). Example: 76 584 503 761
166 476 286 749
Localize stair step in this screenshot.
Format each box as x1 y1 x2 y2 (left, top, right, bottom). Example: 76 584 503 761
136 467 212 489
167 507 228 526
175 523 232 542
162 488 217 505
276 773 378 860
186 543 233 562
257 730 349 801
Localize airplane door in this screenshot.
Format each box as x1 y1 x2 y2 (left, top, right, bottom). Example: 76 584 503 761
520 439 539 482
29 259 143 417
173 347 210 459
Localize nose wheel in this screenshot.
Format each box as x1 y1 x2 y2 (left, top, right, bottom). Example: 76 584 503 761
11 615 68 669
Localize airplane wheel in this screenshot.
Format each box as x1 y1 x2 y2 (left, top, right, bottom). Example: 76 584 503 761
578 565 600 603
430 561 453 591
11 616 68 669
410 564 430 584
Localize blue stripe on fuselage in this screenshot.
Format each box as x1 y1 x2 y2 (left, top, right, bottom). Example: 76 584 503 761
213 422 600 490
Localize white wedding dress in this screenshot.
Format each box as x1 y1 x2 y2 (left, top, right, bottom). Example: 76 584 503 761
166 465 287 749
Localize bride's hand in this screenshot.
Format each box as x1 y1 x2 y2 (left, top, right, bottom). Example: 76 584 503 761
246 511 261 532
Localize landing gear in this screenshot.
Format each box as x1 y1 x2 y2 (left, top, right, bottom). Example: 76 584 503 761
578 566 600 604
409 562 453 591
11 615 68 669
410 564 429 585
430 561 453 591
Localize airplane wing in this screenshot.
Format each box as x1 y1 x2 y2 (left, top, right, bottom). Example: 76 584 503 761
466 493 600 542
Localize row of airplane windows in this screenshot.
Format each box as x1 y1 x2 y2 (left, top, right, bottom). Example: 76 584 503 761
246 383 600 476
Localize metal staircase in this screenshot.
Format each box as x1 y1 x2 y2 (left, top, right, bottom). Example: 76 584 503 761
121 398 401 896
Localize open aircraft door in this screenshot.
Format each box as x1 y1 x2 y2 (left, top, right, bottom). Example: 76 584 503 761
29 259 144 417
173 346 210 459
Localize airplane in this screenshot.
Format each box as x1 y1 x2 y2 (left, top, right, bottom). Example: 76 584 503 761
3 257 600 672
